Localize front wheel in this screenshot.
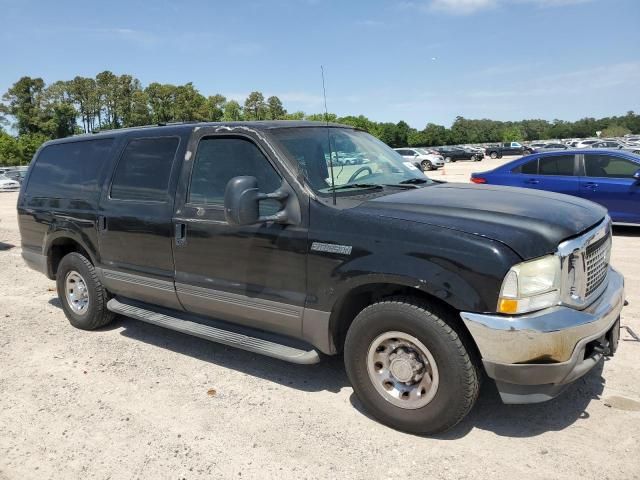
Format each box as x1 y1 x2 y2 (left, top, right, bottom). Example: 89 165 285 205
490 152 498 159
420 160 433 171
344 298 480 434
445 156 453 163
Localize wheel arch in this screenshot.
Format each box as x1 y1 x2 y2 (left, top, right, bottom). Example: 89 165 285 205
328 280 480 360
44 233 97 279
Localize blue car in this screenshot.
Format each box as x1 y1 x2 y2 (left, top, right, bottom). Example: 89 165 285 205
471 149 640 225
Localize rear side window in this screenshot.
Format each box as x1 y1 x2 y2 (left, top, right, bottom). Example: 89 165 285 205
513 159 538 174
27 139 114 199
538 155 575 176
585 154 639 178
110 137 179 202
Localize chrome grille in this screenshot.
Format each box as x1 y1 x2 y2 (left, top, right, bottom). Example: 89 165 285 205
558 217 612 308
585 232 611 297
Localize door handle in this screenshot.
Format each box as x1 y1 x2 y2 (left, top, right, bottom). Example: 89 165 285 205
97 215 107 232
525 179 539 185
583 182 599 190
175 222 187 246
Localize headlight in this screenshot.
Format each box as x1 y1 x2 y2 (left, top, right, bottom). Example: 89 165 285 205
497 255 561 314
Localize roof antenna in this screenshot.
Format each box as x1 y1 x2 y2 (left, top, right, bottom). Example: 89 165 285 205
321 65 337 206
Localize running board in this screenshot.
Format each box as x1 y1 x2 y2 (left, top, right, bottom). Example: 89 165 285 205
107 298 321 365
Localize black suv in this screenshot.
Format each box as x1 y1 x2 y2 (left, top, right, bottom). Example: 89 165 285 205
18 121 624 434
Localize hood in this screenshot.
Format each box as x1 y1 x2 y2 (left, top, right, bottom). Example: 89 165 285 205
355 183 607 259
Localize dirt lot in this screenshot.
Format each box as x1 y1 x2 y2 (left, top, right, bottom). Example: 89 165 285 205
1 159 639 479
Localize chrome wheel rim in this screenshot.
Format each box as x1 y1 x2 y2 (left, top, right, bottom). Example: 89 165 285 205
366 331 439 409
65 271 89 315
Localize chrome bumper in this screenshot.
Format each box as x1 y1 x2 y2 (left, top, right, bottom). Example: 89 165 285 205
460 267 624 403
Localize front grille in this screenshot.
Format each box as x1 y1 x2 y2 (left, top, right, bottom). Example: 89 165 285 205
584 231 611 297
559 218 612 308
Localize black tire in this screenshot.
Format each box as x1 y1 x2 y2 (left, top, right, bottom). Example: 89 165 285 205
445 156 453 163
56 252 114 330
490 152 498 159
344 297 480 435
421 160 433 171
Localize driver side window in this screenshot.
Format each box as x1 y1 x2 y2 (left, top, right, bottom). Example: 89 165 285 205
189 137 282 214
584 154 639 178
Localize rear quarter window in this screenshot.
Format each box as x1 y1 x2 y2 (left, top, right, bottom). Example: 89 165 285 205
26 139 115 199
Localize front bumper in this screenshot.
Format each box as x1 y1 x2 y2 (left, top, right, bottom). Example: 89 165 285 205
460 267 624 403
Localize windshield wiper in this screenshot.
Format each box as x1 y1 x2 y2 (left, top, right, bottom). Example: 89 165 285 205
398 178 428 184
329 183 384 191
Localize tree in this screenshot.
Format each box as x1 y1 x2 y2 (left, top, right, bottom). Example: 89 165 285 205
601 124 631 138
146 83 176 123
0 131 22 166
223 100 243 121
243 91 267 120
173 83 208 121
266 96 286 120
501 125 523 142
207 94 226 121
2 77 48 135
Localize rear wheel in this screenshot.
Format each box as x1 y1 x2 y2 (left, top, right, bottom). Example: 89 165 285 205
344 297 480 434
56 252 114 330
490 152 498 159
420 160 433 171
445 156 453 163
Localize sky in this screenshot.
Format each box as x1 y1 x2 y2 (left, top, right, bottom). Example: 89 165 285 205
2 0 639 128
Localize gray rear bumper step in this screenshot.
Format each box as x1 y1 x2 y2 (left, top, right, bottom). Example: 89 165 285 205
107 298 321 365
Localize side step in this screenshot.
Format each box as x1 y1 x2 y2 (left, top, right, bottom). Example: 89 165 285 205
107 298 321 365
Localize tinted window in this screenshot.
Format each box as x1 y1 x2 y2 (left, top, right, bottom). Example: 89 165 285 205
27 139 114 199
514 159 538 174
110 137 179 202
585 154 639 178
189 137 281 210
538 155 575 176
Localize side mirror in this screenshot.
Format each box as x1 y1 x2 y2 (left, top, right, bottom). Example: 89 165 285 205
224 176 289 226
633 169 640 181
414 153 420 157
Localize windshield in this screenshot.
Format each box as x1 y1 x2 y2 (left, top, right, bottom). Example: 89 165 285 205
270 127 431 194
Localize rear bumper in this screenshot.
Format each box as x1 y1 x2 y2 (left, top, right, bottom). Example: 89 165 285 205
460 268 624 403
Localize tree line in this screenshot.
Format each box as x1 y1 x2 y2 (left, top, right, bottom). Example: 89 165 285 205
1 72 639 166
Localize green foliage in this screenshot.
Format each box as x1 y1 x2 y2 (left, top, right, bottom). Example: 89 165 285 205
601 124 631 138
223 100 243 121
244 91 267 120
501 125 524 142
266 96 286 120
1 72 639 167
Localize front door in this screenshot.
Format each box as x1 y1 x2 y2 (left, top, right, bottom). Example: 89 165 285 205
97 134 185 310
171 130 308 337
579 152 640 224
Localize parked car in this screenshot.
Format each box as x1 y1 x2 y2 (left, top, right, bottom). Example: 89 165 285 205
471 149 640 224
394 147 444 171
18 121 623 434
591 140 640 154
434 146 483 162
0 174 20 191
532 143 570 152
484 142 532 159
574 139 600 149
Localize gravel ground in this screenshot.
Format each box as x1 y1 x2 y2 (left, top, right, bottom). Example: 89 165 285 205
1 161 639 479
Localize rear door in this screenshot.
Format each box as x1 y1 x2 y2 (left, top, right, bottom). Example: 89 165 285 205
97 134 185 309
512 153 579 195
579 152 640 224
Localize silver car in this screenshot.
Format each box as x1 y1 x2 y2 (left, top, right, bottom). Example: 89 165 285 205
0 174 21 192
394 147 445 171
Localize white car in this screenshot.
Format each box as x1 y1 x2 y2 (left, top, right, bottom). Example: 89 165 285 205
0 174 20 192
394 147 445 171
574 139 600 148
